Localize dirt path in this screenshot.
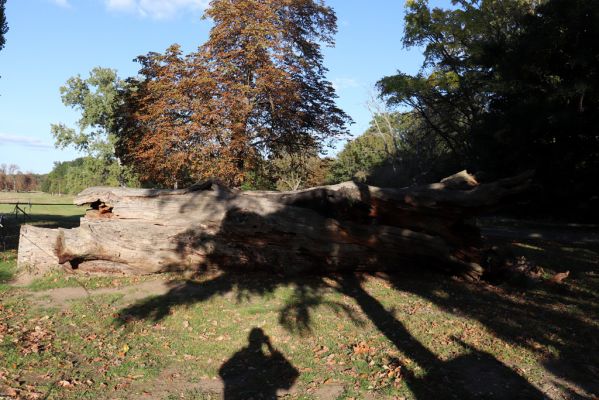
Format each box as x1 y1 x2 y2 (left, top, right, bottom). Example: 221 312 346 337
121 366 347 400
30 279 173 309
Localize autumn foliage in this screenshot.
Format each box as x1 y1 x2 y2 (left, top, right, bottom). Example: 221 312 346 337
117 0 350 188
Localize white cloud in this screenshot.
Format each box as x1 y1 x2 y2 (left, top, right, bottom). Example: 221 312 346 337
105 0 136 11
332 77 359 91
50 0 70 8
0 133 52 149
106 0 208 20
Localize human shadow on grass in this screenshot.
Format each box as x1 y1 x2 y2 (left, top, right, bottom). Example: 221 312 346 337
218 327 298 400
115 183 595 398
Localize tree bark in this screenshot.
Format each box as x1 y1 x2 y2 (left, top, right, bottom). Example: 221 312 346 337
17 171 532 282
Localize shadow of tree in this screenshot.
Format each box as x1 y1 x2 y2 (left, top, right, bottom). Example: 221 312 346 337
115 183 597 398
334 273 545 399
117 271 361 337
386 267 599 396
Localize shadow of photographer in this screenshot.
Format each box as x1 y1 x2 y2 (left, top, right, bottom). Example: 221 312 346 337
218 327 298 400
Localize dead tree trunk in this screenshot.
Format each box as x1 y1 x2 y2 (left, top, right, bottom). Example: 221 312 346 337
17 171 532 282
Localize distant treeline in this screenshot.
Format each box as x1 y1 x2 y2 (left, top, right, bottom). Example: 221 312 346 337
41 157 139 195
0 163 44 192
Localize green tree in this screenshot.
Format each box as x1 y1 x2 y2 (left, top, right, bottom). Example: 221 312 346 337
42 157 128 195
329 112 452 187
41 160 70 194
52 67 122 157
329 130 391 184
0 0 7 52
379 0 599 205
379 0 537 165
51 67 138 188
472 0 599 195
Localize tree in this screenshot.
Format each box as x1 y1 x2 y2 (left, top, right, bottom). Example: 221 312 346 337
329 130 391 184
117 0 351 188
52 67 122 158
20 171 533 282
472 0 599 198
42 157 127 195
7 164 18 191
16 172 41 192
270 152 331 191
52 67 138 187
117 47 222 188
329 112 452 187
378 0 537 167
0 165 37 191
378 0 599 208
0 164 5 190
0 0 7 52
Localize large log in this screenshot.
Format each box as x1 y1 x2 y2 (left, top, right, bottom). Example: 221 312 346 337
16 171 532 282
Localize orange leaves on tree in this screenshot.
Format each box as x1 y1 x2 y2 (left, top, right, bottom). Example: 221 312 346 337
116 0 351 188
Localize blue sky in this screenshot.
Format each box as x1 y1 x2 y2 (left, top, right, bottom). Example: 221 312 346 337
0 0 445 174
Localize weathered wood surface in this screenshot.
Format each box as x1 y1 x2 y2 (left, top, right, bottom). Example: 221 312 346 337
17 171 532 281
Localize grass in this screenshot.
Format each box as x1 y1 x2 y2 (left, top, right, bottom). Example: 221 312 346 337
0 251 17 292
0 191 83 217
0 199 598 399
0 192 83 251
26 271 163 292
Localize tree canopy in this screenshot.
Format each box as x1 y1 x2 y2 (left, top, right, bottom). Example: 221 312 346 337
51 67 138 187
116 0 351 188
378 0 599 204
329 111 453 187
42 157 127 195
0 0 7 52
51 67 124 158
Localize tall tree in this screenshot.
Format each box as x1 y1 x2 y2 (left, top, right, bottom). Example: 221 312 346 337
52 67 123 158
52 67 138 187
117 47 223 188
117 0 351 187
378 0 599 207
378 0 536 166
473 0 599 195
7 164 19 191
0 0 7 52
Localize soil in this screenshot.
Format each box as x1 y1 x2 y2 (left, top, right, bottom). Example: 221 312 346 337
31 279 173 309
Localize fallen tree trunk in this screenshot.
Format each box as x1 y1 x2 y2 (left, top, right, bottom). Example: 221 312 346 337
17 171 532 281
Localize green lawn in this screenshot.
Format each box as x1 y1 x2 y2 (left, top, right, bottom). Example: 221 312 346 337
0 192 83 250
0 201 597 399
0 192 83 211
